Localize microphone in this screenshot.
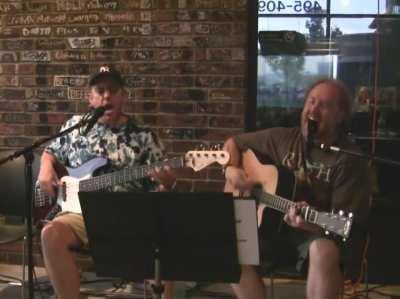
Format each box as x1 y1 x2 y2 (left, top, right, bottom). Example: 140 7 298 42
319 143 340 152
306 117 318 159
82 106 106 135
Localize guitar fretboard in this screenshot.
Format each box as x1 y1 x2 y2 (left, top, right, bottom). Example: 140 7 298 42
34 157 185 207
34 183 50 207
253 188 318 224
78 157 184 191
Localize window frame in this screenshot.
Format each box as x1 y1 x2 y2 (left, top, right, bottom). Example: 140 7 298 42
248 0 400 131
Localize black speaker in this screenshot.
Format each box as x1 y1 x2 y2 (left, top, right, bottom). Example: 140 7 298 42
0 150 41 216
258 31 306 55
366 199 400 284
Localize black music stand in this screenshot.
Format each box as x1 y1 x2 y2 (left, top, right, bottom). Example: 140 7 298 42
78 191 241 299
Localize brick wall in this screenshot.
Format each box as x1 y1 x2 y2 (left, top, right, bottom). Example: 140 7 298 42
0 0 248 191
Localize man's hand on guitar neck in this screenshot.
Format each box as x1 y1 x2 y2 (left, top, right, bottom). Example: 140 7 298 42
283 201 322 234
150 165 177 192
38 152 61 198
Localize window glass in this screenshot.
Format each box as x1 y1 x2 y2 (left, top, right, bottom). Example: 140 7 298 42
257 54 336 128
330 0 378 14
255 0 400 198
381 0 400 14
330 18 375 35
259 16 325 33
257 2 400 135
257 17 333 128
329 18 375 87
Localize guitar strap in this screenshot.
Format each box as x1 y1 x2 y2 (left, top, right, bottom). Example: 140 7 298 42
301 136 309 172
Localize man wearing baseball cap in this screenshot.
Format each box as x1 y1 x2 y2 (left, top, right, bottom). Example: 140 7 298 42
38 66 175 299
88 65 125 86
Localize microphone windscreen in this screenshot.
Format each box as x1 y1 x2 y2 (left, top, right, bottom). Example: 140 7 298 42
82 106 107 135
308 118 318 136
92 106 106 117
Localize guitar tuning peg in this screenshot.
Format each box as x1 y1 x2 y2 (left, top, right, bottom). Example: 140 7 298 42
339 210 344 216
348 212 353 218
325 230 330 236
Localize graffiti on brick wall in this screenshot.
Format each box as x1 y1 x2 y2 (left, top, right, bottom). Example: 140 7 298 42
55 26 86 36
0 52 17 62
122 24 152 35
87 0 119 10
36 39 66 50
68 88 90 100
103 11 139 23
68 37 101 48
57 0 118 11
27 2 54 11
67 13 100 23
88 26 110 35
21 51 51 62
123 49 154 60
54 76 87 87
0 27 19 37
36 88 67 100
3 40 34 50
89 51 120 60
124 76 158 88
0 3 22 13
8 14 67 25
22 27 52 36
54 51 89 61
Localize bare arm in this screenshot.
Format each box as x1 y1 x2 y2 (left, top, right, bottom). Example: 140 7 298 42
37 151 60 197
223 137 241 167
223 137 255 194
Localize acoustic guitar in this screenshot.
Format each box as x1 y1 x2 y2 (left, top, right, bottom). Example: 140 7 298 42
240 148 353 241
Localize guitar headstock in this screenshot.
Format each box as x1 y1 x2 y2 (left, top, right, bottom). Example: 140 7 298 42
185 150 230 172
317 210 353 241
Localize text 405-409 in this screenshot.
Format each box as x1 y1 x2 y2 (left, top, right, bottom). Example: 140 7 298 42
258 0 323 13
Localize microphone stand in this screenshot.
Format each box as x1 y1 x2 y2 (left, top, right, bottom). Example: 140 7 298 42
318 143 400 167
0 116 94 299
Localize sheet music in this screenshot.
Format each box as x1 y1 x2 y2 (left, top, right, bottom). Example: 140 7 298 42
234 199 260 265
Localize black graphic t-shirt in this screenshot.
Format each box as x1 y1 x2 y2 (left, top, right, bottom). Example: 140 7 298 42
233 127 371 227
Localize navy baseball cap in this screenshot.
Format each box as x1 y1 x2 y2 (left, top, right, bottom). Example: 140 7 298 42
89 66 124 87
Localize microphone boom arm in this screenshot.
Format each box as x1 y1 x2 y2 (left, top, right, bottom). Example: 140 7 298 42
319 143 400 167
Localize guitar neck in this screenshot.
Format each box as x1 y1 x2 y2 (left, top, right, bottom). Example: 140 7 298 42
256 190 318 224
79 157 184 191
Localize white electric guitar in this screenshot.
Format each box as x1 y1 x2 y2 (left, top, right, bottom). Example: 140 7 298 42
34 150 229 215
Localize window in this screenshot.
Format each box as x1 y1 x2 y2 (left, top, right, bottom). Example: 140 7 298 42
250 0 400 198
254 0 400 138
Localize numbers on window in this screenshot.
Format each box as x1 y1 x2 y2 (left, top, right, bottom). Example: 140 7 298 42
258 0 323 13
